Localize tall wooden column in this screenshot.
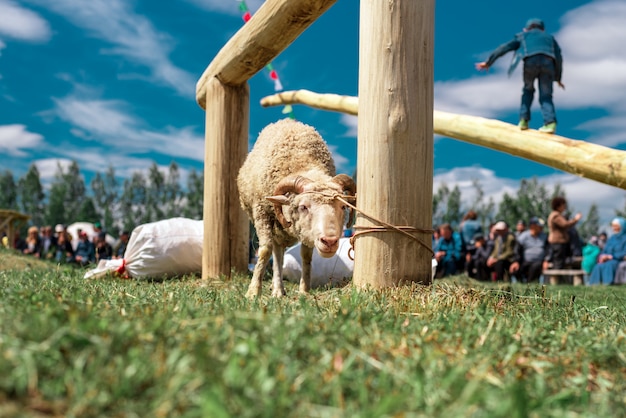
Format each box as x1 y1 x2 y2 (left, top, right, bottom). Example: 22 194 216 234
353 0 435 288
202 77 250 279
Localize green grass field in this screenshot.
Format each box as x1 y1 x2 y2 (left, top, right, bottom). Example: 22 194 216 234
1 248 625 417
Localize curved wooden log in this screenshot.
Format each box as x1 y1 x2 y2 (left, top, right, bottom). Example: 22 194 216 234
260 89 626 190
195 0 337 109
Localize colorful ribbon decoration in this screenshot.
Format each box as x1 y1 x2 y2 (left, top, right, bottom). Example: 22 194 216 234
237 0 295 119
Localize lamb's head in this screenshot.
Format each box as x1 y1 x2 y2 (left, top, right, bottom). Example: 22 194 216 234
267 174 356 257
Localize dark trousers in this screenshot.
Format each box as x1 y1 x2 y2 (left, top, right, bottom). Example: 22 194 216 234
517 260 544 283
492 260 512 282
521 54 556 125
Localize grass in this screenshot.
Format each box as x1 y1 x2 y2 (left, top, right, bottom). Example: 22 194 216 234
1 247 626 417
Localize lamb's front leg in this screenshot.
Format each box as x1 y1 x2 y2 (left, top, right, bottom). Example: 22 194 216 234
271 245 286 297
246 244 272 299
299 245 314 293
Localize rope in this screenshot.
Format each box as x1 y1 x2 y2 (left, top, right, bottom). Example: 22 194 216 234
299 192 434 261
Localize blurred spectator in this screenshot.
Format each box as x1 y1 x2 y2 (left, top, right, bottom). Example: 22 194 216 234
40 225 57 259
510 217 548 283
95 231 113 262
487 221 516 282
434 223 463 278
23 226 42 258
460 210 483 256
75 231 96 266
588 217 626 286
53 229 75 264
466 233 492 281
114 230 131 259
547 196 581 270
581 236 601 278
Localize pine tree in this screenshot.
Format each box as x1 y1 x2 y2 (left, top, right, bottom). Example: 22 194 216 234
496 178 555 227
579 203 600 241
164 162 182 218
91 166 119 234
119 172 148 231
17 164 45 226
0 170 18 209
183 168 203 220
146 163 165 222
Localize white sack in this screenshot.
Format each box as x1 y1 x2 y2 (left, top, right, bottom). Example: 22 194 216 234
84 217 203 280
282 238 354 288
282 239 438 288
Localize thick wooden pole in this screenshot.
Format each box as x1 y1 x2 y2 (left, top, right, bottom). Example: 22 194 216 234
354 1 434 288
202 78 250 279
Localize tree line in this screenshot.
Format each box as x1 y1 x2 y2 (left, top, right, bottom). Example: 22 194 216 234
1 161 203 236
0 160 621 240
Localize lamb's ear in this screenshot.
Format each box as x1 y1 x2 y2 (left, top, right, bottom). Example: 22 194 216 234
266 195 290 205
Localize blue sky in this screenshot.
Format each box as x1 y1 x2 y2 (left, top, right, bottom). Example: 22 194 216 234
1 0 625 224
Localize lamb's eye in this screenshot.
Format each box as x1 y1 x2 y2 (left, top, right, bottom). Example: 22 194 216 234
298 205 309 213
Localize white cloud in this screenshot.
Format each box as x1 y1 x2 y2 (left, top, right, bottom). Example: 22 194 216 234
49 90 205 162
31 0 195 95
0 124 44 156
0 0 50 41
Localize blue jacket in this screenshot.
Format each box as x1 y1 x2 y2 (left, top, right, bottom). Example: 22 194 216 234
486 29 562 81
435 232 463 264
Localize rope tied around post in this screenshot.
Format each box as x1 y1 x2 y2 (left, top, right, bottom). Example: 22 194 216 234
292 191 434 260
333 195 434 261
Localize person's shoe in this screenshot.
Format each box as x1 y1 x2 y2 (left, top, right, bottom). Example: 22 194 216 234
539 122 557 134
518 119 529 130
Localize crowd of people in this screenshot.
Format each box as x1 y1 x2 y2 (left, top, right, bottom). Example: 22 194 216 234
432 196 626 285
2 222 131 267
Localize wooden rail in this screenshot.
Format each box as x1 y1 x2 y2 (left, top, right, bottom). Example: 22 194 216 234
260 89 626 190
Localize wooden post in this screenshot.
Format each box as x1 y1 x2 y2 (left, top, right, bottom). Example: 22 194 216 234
202 78 250 279
354 1 434 288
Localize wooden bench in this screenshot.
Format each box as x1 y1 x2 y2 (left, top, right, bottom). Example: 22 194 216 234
542 269 585 286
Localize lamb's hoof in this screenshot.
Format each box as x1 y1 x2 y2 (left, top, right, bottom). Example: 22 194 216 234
271 288 286 298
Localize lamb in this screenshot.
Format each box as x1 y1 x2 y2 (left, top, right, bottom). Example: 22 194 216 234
237 118 356 298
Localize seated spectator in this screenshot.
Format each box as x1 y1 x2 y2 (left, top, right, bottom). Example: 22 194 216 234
40 225 57 260
434 223 463 278
75 231 96 266
509 217 548 283
95 232 113 262
598 232 608 251
460 210 483 255
581 236 601 278
487 221 516 282
588 217 626 285
53 229 75 264
113 230 131 259
466 234 492 281
22 226 42 258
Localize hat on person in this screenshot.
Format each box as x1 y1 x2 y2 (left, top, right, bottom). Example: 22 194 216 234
494 221 508 230
55 224 65 233
525 18 545 30
94 221 102 229
529 216 545 227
